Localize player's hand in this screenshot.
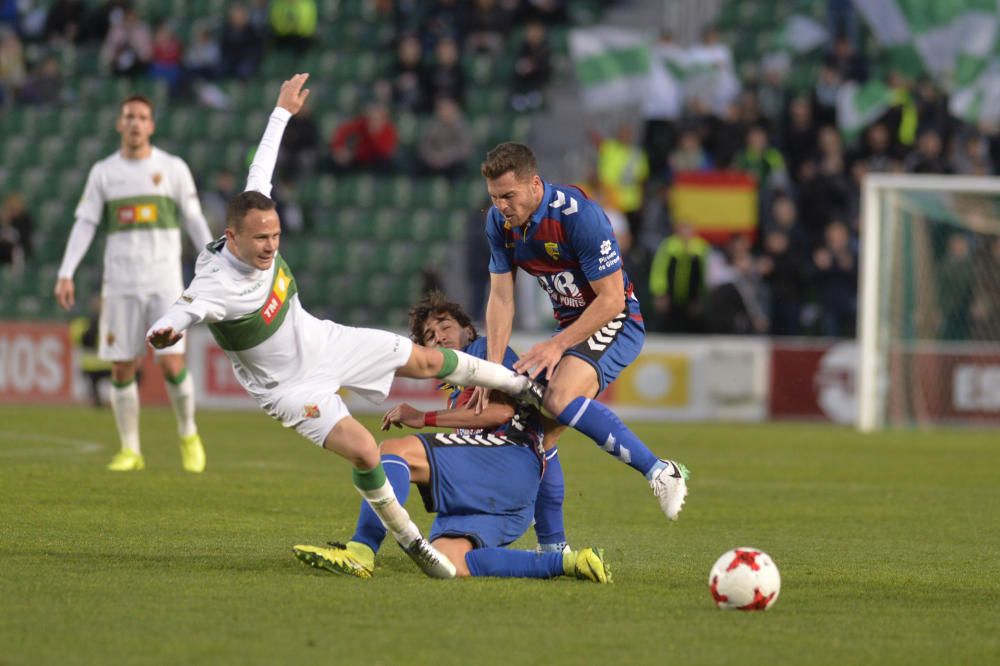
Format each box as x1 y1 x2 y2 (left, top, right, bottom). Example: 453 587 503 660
276 73 311 115
468 386 490 415
147 327 183 350
54 278 75 311
381 403 424 431
513 338 567 381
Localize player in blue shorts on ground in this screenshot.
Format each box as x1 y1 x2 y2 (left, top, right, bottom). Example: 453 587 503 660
292 292 610 582
474 142 690 522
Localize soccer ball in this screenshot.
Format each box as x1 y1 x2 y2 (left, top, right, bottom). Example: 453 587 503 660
708 547 781 611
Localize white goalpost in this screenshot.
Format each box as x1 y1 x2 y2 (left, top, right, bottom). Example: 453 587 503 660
858 174 1000 431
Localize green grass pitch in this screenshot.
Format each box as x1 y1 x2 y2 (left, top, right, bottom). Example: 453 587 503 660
1 405 998 665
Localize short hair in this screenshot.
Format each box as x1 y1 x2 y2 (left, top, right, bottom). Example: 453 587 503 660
408 290 477 345
226 190 276 230
480 142 537 181
119 94 155 118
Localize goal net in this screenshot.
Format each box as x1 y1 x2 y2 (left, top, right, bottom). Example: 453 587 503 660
858 174 1000 430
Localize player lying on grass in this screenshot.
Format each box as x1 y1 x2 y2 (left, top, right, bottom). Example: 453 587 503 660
293 292 611 582
146 74 544 580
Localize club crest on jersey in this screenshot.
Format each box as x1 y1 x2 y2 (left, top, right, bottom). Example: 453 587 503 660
106 332 116 345
302 404 321 418
544 242 560 260
152 172 162 185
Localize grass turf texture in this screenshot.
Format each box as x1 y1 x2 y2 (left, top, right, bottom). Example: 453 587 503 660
1 405 998 665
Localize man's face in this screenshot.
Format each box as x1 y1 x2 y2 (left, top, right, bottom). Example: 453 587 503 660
421 313 472 350
226 208 281 270
486 171 543 228
117 101 155 151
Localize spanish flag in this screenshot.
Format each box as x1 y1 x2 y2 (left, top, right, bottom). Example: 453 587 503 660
668 171 757 244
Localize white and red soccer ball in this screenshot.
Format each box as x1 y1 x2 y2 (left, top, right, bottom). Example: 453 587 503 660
709 547 781 611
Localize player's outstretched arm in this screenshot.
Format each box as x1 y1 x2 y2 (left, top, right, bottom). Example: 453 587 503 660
245 73 311 197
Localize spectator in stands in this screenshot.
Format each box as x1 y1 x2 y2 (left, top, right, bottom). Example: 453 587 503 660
183 20 221 82
425 37 465 107
757 229 805 335
417 96 473 180
18 55 64 105
327 100 399 173
199 169 237 234
0 26 25 107
278 97 320 178
757 54 791 130
669 128 713 173
782 97 818 182
392 33 429 112
904 128 950 174
768 193 811 256
856 122 901 173
938 232 974 341
914 76 951 139
465 0 510 56
811 63 840 128
510 20 551 113
523 0 568 23
44 0 86 44
148 21 183 94
220 3 263 80
811 220 857 337
824 34 867 83
649 222 709 333
596 122 649 238
83 0 129 44
734 125 788 194
269 0 317 54
642 30 683 178
101 7 152 78
952 131 994 176
0 192 31 271
796 158 849 245
422 0 468 49
705 234 769 335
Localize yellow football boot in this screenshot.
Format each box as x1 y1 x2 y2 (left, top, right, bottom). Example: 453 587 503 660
179 433 206 473
107 449 145 471
292 541 375 579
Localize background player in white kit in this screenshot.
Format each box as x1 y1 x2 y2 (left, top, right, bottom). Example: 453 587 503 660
54 93 213 473
146 74 542 579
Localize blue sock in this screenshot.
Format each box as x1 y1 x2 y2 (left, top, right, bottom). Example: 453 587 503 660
557 397 661 478
534 447 566 549
466 548 564 579
350 454 411 553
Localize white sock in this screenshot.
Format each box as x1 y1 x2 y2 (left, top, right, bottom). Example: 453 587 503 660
440 349 529 396
110 380 140 454
165 370 198 438
354 481 420 546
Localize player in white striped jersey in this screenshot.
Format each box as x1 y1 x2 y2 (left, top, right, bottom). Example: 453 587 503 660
55 93 213 473
145 74 544 579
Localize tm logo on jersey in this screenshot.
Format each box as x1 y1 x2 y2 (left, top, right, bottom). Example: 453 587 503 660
538 271 586 308
261 268 292 324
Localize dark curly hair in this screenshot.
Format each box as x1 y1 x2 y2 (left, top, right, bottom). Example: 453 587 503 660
409 290 478 345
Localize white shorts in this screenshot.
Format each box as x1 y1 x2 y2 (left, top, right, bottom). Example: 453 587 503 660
99 290 186 361
261 326 414 446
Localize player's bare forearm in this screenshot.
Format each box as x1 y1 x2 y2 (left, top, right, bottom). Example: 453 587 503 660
485 273 516 364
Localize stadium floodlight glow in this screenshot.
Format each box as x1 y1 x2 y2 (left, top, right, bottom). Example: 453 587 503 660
859 173 1000 431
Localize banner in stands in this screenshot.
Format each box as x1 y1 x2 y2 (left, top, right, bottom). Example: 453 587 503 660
0 322 74 403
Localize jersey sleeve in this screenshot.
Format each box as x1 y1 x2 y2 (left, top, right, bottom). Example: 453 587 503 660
245 107 292 196
567 202 623 283
175 158 214 248
73 162 104 226
485 208 512 274
148 258 230 335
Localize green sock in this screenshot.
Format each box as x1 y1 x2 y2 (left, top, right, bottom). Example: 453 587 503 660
164 368 188 385
352 464 387 491
435 348 458 379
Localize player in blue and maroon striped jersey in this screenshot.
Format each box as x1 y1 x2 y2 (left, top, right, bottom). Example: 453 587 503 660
476 142 690 523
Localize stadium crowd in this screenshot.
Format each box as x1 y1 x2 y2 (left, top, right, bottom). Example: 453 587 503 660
1 1 996 339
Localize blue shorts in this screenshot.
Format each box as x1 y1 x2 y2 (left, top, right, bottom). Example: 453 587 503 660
562 311 645 392
416 433 542 549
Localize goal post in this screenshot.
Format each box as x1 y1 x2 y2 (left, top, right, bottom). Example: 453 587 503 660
858 174 1000 431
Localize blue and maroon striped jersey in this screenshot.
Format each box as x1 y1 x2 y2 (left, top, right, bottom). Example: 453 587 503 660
486 181 642 328
446 337 544 454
